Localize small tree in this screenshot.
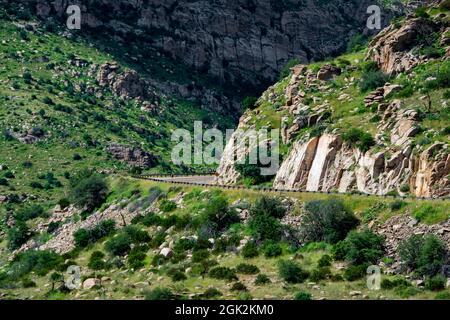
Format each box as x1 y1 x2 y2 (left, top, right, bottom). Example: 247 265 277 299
49 272 64 291
398 234 447 277
300 199 359 244
278 260 309 284
69 171 109 212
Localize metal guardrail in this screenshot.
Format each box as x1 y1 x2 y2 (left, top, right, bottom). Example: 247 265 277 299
131 174 450 202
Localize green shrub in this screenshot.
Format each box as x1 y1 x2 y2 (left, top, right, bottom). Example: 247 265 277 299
278 260 309 284
73 220 116 248
359 70 389 92
279 58 300 80
169 270 187 282
192 249 210 263
4 171 14 179
425 275 446 291
360 60 379 73
128 246 148 269
140 212 163 227
248 214 283 242
21 278 37 288
198 194 240 236
144 287 175 300
58 198 70 209
69 171 109 212
0 178 8 186
88 251 106 270
201 288 223 299
300 199 359 244
254 274 271 285
208 266 237 281
151 254 168 267
443 90 450 100
174 238 196 253
8 221 32 250
235 263 260 275
318 254 332 267
263 242 283 258
415 7 429 18
248 196 286 242
150 231 166 249
15 205 47 222
7 250 63 279
342 128 375 152
30 181 44 189
294 291 312 300
333 230 385 265
347 33 368 53
122 225 151 244
250 196 286 219
435 291 450 300
381 277 410 290
243 96 258 110
343 264 368 281
309 267 331 282
105 233 132 256
159 199 177 212
241 241 259 258
390 200 406 211
231 282 247 292
398 234 446 277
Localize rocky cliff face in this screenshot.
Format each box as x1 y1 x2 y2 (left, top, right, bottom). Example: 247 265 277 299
216 8 450 198
30 0 387 91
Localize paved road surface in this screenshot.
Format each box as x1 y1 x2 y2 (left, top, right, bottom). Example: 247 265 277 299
153 175 216 185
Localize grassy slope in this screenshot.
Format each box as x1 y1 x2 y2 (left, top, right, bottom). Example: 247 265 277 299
0 19 234 212
1 177 449 300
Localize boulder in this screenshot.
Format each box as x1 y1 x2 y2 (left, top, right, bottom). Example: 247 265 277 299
83 278 99 290
107 144 158 168
367 17 440 74
160 247 173 258
317 64 341 81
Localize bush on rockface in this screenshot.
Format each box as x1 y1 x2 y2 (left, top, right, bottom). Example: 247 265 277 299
398 234 447 277
14 205 47 222
300 199 359 244
342 128 375 153
73 219 116 248
359 70 389 92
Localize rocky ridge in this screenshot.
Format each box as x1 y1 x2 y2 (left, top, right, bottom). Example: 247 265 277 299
216 11 450 198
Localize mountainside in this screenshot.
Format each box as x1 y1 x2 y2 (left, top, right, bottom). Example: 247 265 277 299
1 0 450 303
0 17 233 209
217 4 450 198
9 0 397 97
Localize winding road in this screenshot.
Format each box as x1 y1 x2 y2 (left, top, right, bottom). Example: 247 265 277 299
133 174 450 202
